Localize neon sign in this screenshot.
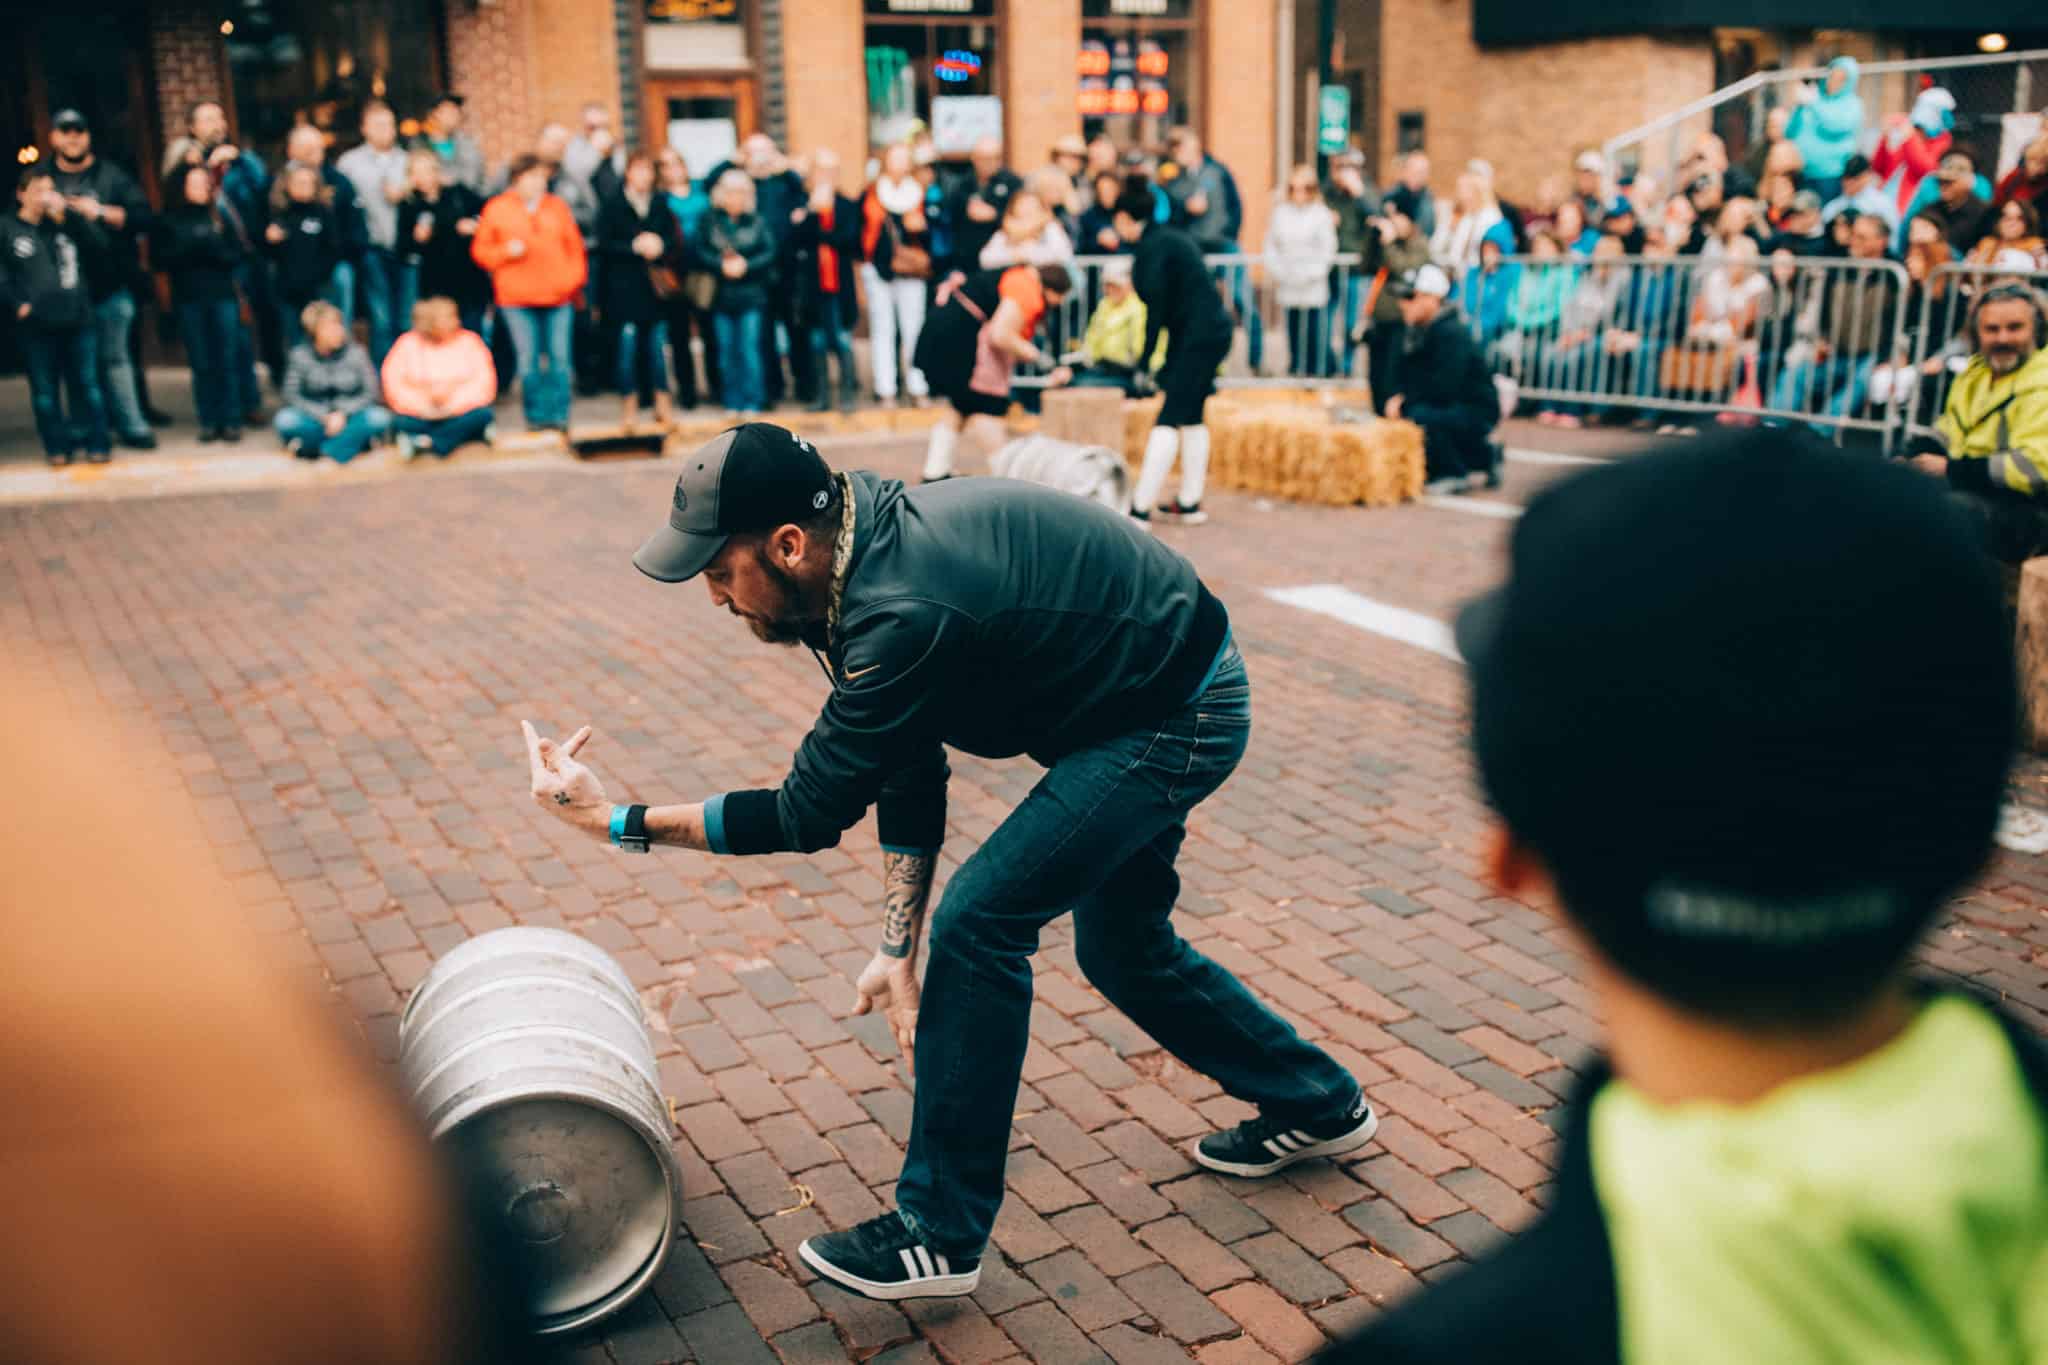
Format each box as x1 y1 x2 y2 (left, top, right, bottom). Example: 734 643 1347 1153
935 49 983 82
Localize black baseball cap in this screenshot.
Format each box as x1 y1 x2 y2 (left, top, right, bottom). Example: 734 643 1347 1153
633 423 835 583
1457 429 2013 1021
51 109 89 132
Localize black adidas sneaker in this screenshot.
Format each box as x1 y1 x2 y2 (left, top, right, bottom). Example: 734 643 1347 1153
798 1211 980 1301
1191 1097 1380 1178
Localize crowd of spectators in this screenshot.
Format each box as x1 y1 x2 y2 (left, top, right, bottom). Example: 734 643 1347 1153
4 70 2045 473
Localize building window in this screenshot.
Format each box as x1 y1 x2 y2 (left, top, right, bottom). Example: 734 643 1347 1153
1079 0 1197 151
222 0 443 167
864 0 999 154
645 0 749 71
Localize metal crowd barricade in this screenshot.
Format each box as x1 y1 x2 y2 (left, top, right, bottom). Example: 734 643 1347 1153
1459 252 1914 446
1011 252 1368 390
1901 263 2048 451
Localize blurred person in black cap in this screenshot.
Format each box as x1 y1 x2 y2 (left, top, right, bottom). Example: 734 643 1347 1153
2 167 109 464
521 421 1374 1304
1822 152 1897 234
1319 427 2048 1364
1381 263 1500 494
1768 188 1833 257
1598 196 1643 254
413 92 487 195
47 107 157 449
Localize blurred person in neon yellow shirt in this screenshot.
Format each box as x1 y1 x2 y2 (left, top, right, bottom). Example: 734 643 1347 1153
1321 428 2048 1365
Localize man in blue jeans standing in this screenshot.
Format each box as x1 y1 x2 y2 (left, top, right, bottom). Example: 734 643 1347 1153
523 423 1377 1301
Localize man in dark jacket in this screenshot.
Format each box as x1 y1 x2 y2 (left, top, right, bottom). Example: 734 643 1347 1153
1321 430 2048 1364
2 168 108 464
525 423 1375 1304
1384 264 1501 491
1116 180 1236 524
47 108 156 448
941 136 1022 277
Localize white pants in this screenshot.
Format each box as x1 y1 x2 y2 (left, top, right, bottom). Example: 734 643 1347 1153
863 265 928 399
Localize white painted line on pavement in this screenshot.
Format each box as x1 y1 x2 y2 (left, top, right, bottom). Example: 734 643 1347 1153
1264 584 1461 662
1420 495 1522 519
1506 447 1605 466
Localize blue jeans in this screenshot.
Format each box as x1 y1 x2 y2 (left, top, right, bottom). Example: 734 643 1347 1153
21 324 108 457
713 308 765 413
503 304 574 429
1285 306 1334 378
811 306 855 396
177 298 246 432
394 406 494 455
92 289 150 439
1769 352 1876 437
273 405 391 462
895 645 1360 1257
616 320 670 405
359 247 405 368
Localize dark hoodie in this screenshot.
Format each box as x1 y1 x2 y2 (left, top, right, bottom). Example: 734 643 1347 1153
268 192 344 306
0 211 93 330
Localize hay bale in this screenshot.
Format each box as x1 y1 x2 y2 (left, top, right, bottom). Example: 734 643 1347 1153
1200 405 1423 508
1040 386 1128 447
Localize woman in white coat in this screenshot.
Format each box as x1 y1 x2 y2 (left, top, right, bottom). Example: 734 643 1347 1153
1264 166 1338 377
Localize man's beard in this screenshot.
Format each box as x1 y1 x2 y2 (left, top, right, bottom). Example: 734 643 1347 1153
738 549 813 646
1987 345 2029 377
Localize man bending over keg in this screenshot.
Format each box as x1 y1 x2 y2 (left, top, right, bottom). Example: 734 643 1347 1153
521 421 1373 1301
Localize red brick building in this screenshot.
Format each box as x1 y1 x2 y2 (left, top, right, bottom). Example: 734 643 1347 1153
3 0 2034 246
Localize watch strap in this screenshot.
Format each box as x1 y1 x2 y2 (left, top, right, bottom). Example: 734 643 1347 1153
621 803 651 853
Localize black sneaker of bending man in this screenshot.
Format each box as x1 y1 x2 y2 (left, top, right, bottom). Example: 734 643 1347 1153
1193 1093 1380 1178
799 1210 980 1301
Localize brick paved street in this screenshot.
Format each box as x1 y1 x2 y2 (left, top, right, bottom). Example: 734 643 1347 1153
4 431 2045 1364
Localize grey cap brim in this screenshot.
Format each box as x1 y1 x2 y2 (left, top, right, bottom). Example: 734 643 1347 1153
632 523 729 584
1453 588 1506 670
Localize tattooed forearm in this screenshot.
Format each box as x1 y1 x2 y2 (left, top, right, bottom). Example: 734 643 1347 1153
879 850 935 959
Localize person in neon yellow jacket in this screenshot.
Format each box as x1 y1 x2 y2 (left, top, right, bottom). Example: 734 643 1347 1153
1070 256 1167 395
1908 284 2048 562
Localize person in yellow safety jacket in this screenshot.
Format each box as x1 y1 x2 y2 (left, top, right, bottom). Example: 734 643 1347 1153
1907 282 2048 562
1070 258 1167 395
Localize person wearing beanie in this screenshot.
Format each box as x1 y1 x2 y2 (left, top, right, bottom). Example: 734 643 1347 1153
1874 84 1955 218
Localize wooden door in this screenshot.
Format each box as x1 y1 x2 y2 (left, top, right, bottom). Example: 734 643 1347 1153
643 76 758 180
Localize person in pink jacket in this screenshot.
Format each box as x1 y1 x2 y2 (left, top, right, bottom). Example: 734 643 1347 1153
380 295 497 457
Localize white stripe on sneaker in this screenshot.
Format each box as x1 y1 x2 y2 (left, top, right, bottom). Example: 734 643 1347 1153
936 1253 950 1276
1289 1129 1315 1148
899 1249 920 1280
1276 1132 1303 1152
913 1246 936 1278
1263 1137 1289 1158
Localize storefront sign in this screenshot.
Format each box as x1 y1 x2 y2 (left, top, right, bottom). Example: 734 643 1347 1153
931 94 1003 153
647 0 738 20
868 0 995 14
1317 84 1350 156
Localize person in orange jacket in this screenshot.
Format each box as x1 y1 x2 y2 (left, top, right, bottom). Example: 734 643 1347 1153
381 294 498 458
471 154 585 433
